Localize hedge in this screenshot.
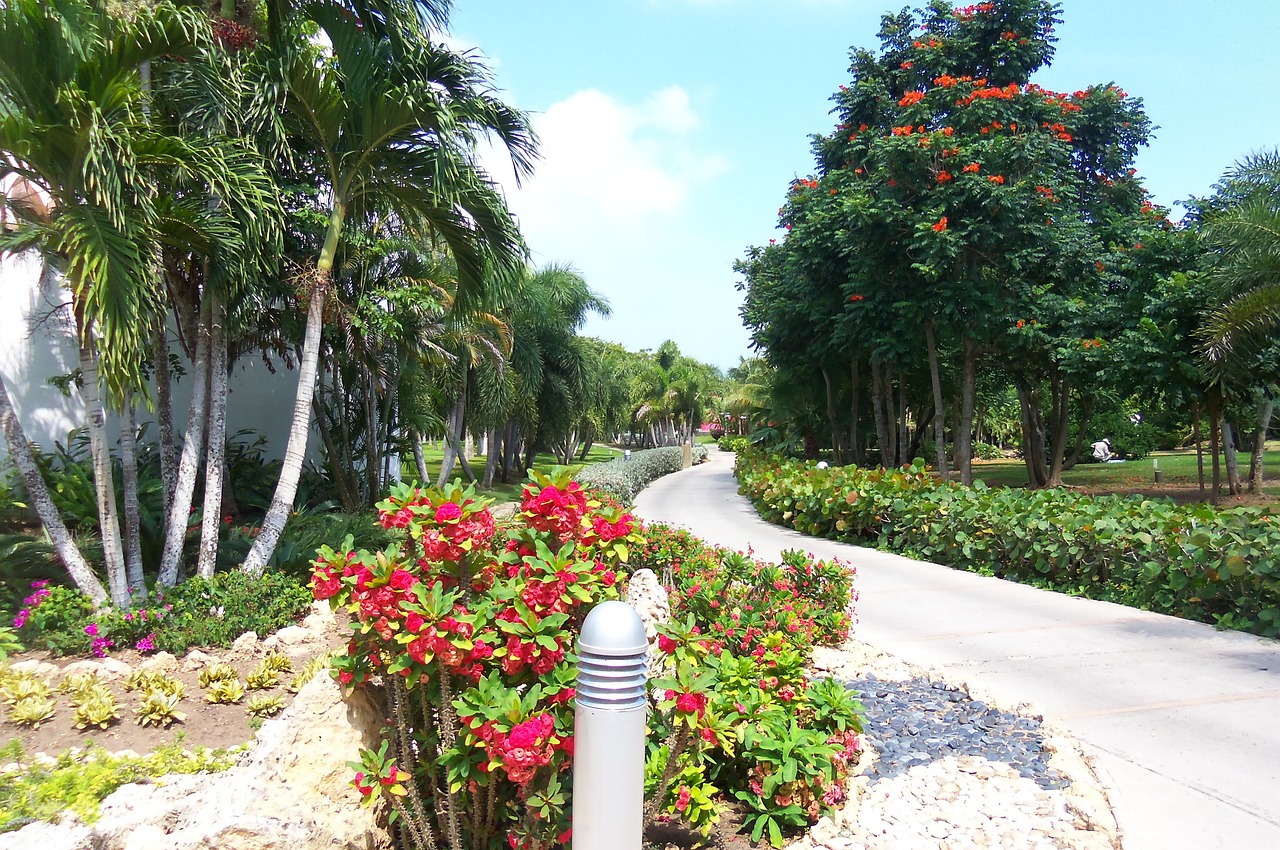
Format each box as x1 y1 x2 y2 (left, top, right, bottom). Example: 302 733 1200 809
735 449 1280 638
574 445 708 503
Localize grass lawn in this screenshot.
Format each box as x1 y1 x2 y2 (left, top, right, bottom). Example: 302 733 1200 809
411 443 624 503
971 442 1280 498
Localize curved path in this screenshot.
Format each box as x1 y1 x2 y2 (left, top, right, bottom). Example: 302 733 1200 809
634 450 1280 850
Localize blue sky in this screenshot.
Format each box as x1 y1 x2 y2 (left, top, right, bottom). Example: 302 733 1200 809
450 0 1280 371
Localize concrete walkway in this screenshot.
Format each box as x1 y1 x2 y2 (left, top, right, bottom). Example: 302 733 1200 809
633 450 1280 850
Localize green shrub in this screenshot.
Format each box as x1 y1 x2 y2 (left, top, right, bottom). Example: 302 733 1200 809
717 436 752 453
153 571 312 654
575 445 709 503
0 740 238 830
216 510 391 579
735 449 1280 638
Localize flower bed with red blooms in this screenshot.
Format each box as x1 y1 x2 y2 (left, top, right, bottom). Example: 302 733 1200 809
315 470 861 850
631 524 863 847
313 469 642 850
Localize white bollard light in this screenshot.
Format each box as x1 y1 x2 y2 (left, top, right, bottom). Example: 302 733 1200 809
573 600 648 850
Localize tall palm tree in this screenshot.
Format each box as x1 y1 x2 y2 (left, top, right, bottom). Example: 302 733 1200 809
240 3 533 574
0 0 215 605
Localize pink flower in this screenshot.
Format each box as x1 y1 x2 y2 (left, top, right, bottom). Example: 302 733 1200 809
675 786 691 812
657 634 678 654
434 502 463 523
84 623 99 637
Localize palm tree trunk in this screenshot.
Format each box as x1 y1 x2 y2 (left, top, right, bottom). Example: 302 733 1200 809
242 282 327 576
152 323 177 517
413 432 430 485
1249 400 1274 493
924 321 948 478
363 364 381 499
118 394 145 596
78 337 129 607
0 372 106 605
158 293 212 586
482 428 501 489
197 293 229 578
437 396 465 487
1222 417 1243 496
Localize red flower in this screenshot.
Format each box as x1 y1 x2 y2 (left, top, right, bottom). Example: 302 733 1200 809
932 216 948 232
658 634 678 654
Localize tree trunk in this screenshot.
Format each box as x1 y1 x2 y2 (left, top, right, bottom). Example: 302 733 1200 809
0 371 107 604
152 323 177 517
413 431 430 485
870 354 893 468
896 367 908 467
502 421 520 484
1015 380 1048 488
924 321 948 478
118 394 145 596
197 292 229 579
242 282 327 576
1045 375 1071 488
821 367 843 466
1192 401 1205 496
363 364 381 500
1063 395 1094 471
849 357 861 466
312 387 360 511
158 293 212 586
78 335 129 607
1249 399 1274 493
437 395 465 487
1222 417 1242 496
482 427 501 489
957 339 978 486
1208 395 1222 505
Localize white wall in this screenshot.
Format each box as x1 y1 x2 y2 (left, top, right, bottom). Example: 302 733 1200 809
0 249 310 466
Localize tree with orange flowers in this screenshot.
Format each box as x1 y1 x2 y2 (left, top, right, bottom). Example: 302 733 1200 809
740 0 1167 486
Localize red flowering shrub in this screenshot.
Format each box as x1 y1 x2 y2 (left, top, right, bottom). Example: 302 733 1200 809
316 471 639 850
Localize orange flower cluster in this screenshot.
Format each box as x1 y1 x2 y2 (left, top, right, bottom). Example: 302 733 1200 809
792 178 821 192
936 171 953 183
848 294 866 302
935 74 959 87
901 61 914 69
1000 31 1018 40
1016 319 1025 329
1034 185 1058 202
957 83 1020 107
891 125 914 136
932 216 949 232
1081 339 1103 349
953 3 996 19
912 38 943 49
962 162 980 173
987 175 1005 184
1043 122 1072 141
899 91 926 107
1095 261 1106 272
941 127 955 136
941 146 960 158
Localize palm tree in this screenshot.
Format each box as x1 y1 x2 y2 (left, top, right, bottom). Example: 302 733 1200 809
240 4 533 574
0 0 215 605
1199 150 1280 367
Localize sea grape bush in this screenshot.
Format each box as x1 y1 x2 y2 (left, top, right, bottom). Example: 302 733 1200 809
319 472 863 849
735 449 1280 638
574 445 708 503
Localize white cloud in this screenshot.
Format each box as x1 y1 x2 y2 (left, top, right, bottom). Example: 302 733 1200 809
484 86 728 229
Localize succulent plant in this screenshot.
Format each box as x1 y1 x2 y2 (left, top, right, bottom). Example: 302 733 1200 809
60 671 106 703
198 662 240 689
287 653 330 694
134 689 186 728
1 673 51 706
9 695 56 727
262 652 294 674
246 694 284 718
205 677 247 705
244 663 279 691
72 686 121 730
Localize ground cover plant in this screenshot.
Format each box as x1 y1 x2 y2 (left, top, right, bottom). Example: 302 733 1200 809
736 449 1280 637
315 470 860 849
574 445 709 503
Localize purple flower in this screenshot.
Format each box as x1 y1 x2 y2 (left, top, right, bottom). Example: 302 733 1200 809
13 610 29 630
31 580 48 589
84 623 99 637
124 612 134 621
90 636 114 658
135 633 157 653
